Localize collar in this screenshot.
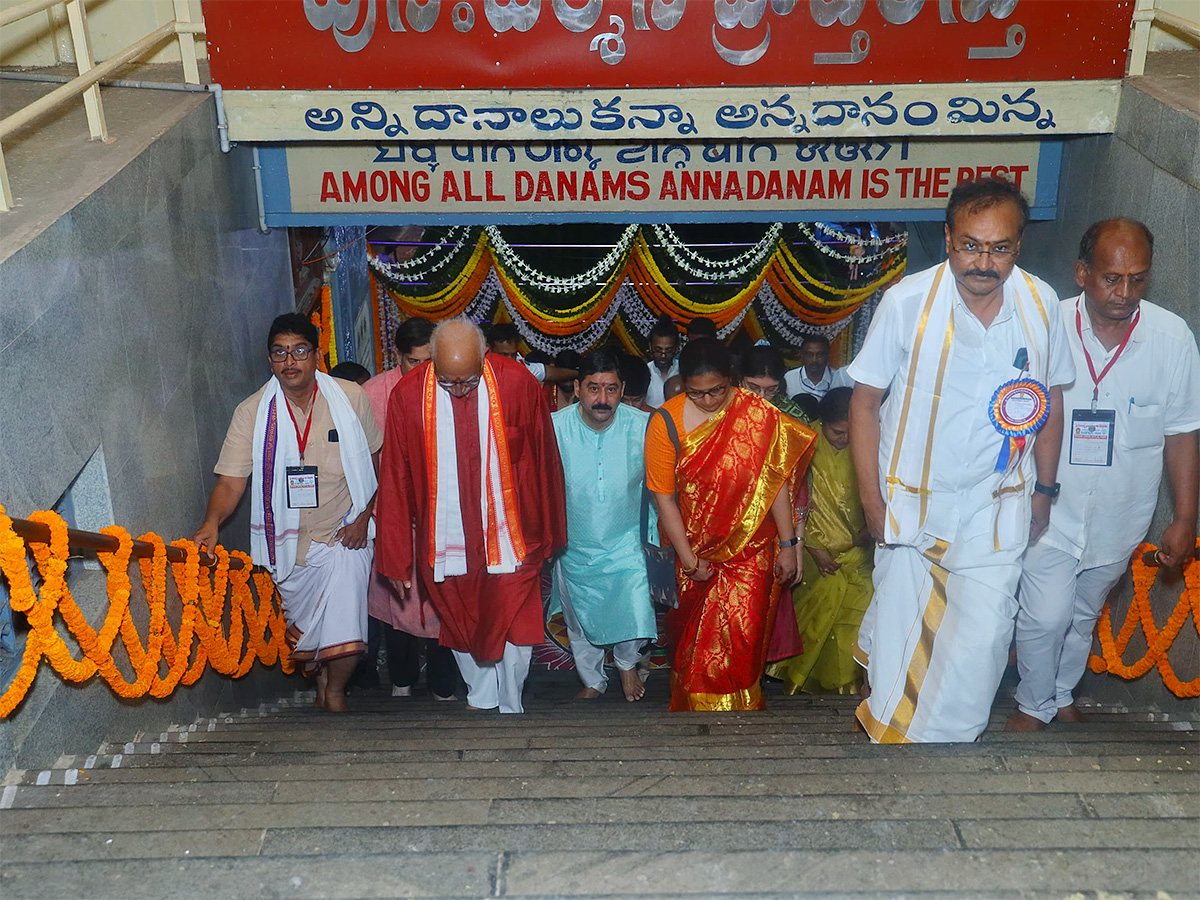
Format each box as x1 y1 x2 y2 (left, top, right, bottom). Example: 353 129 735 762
1076 293 1145 345
801 366 831 388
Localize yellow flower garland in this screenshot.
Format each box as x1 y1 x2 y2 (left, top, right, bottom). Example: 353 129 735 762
0 504 294 718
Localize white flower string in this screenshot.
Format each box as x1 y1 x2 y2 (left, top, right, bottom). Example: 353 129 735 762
369 226 474 282
650 223 783 281
799 223 908 265
485 225 639 294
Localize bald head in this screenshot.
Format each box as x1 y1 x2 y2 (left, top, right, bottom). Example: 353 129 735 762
1078 218 1153 267
431 318 486 388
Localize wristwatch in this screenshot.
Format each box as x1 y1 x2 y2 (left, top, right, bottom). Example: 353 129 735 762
778 537 800 548
1033 481 1061 499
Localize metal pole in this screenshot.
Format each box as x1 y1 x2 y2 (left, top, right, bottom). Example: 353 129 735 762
64 0 108 142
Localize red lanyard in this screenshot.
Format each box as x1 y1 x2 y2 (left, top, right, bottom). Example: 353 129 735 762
1076 299 1139 411
285 383 319 458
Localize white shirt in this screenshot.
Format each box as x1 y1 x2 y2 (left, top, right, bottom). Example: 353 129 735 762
848 265 1074 542
519 358 546 382
645 359 679 408
784 364 853 400
1038 296 1200 569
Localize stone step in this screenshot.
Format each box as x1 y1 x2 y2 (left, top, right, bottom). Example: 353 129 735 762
0 848 1194 898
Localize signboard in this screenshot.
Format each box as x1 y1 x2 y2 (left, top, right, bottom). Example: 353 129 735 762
203 0 1132 90
257 138 1060 225
225 81 1119 143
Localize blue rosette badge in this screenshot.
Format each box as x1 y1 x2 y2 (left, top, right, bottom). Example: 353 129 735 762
989 378 1050 472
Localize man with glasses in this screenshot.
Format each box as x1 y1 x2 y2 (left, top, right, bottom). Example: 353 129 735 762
1009 219 1199 731
847 178 1074 743
193 313 383 712
375 318 567 713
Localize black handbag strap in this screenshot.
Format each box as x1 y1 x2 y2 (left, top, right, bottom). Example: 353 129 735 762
641 407 681 546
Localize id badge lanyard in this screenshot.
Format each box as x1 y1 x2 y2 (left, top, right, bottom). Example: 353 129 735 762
1076 299 1139 412
286 383 319 460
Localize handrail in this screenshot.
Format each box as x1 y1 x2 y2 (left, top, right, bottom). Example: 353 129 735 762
8 516 245 570
0 1 205 211
1129 0 1200 77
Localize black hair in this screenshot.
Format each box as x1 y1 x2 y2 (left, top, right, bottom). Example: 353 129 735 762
791 393 822 421
268 313 319 352
329 361 370 383
945 177 1030 235
818 387 853 424
617 353 651 397
1078 218 1155 266
686 317 719 340
800 334 831 351
394 317 436 355
576 349 621 382
486 322 521 346
679 337 735 381
555 349 582 370
740 345 786 382
649 314 679 342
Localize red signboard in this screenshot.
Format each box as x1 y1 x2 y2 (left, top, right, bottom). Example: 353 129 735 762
202 0 1133 92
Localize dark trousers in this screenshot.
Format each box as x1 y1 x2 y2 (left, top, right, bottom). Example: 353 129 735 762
372 618 460 698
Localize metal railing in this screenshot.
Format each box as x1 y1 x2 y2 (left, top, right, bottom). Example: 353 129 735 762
1129 0 1200 77
0 0 205 212
8 515 244 569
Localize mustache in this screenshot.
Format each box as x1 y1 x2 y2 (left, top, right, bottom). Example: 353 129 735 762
590 403 613 412
964 269 1001 280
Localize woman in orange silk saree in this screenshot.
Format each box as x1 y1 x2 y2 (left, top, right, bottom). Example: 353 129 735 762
646 338 816 711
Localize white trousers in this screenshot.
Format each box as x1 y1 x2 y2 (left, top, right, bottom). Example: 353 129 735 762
1015 541 1127 722
559 577 646 692
452 642 532 714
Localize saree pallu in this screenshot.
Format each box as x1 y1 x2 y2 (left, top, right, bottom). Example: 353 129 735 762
666 390 815 711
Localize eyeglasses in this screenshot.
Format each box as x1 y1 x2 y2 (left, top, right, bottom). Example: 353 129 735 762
269 346 315 362
742 380 780 399
950 241 1018 261
684 383 729 402
437 375 481 395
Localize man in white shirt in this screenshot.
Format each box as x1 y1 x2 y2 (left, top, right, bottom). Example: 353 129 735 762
486 323 577 384
645 315 680 408
785 335 853 401
1009 219 1200 730
848 179 1075 743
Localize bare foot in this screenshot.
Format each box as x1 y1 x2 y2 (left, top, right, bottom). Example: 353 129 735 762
575 687 603 700
859 675 871 701
432 692 457 702
1005 710 1046 732
1056 703 1088 723
620 668 645 702
315 667 329 710
323 690 348 713
465 703 488 710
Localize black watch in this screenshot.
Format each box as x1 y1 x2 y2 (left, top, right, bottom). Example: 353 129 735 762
778 537 800 548
1033 481 1061 499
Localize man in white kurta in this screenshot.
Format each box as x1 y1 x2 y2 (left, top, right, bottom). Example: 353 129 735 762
784 335 854 401
848 180 1074 743
645 317 681 408
551 351 658 702
1010 219 1200 730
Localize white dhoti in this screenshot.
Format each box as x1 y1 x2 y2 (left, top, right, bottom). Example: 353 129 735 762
1014 541 1128 723
857 532 1022 743
453 642 532 714
278 540 372 669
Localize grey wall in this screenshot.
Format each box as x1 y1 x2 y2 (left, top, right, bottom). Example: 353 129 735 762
909 80 1200 714
0 97 302 769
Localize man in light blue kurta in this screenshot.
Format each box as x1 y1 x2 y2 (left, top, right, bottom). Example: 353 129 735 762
551 350 658 701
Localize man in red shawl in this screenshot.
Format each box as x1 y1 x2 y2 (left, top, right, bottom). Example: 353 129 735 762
375 318 567 713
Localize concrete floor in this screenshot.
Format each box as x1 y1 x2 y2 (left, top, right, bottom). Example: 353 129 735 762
1 670 1196 899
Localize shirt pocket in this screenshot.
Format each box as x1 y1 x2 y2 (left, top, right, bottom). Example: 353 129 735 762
1121 402 1164 451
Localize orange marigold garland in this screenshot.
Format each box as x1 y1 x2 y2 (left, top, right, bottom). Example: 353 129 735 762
1089 539 1200 698
0 503 295 717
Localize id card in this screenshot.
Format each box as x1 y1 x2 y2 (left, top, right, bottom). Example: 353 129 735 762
1069 409 1115 467
286 466 319 508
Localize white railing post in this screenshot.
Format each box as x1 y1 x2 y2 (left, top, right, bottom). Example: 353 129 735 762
0 144 13 211
1128 0 1156 77
64 0 108 141
172 0 201 84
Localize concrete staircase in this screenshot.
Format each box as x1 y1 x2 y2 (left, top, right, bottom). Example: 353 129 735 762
1 672 1196 899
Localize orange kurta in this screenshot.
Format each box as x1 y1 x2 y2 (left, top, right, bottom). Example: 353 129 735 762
646 389 816 711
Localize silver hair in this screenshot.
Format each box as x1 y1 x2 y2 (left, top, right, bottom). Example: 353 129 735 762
430 317 487 359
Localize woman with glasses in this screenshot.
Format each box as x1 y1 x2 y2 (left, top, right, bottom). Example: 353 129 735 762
645 338 816 711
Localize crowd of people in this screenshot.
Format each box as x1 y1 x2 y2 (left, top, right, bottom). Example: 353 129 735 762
193 178 1198 741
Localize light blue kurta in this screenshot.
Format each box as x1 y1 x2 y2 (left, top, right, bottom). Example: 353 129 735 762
550 402 658 646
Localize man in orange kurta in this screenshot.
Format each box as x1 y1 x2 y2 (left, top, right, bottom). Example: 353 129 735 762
374 319 567 713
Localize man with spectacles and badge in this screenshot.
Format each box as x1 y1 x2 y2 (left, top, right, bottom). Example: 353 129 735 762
847 179 1075 743
193 313 383 713
374 318 568 714
1008 219 1200 731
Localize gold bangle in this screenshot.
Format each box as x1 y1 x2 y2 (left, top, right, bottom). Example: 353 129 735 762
681 561 699 576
